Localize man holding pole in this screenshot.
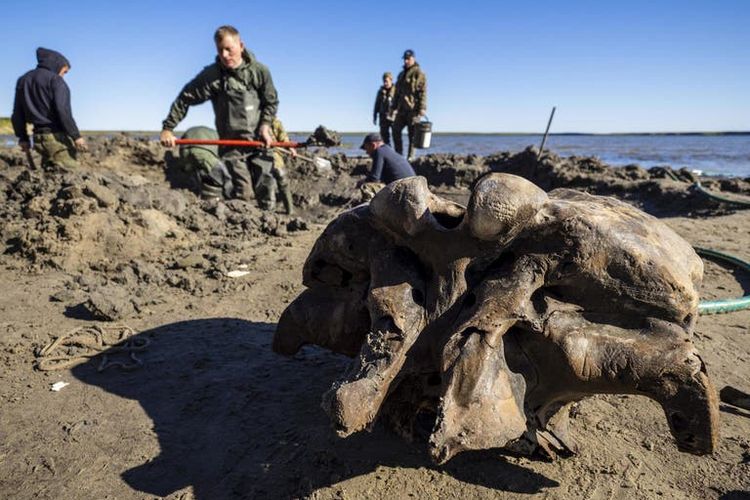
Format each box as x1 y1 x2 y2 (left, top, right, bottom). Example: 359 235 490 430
160 25 280 206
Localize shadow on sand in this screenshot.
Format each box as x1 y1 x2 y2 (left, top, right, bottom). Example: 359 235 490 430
73 318 558 499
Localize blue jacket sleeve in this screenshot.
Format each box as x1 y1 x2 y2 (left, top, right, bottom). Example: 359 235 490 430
52 77 81 139
367 149 385 182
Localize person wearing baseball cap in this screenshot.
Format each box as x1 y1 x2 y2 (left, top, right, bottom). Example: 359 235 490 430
392 49 427 161
357 132 416 200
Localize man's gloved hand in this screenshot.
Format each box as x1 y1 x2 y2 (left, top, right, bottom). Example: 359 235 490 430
160 130 177 148
75 137 88 152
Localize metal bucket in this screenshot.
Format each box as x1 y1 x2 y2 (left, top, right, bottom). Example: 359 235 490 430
414 120 432 149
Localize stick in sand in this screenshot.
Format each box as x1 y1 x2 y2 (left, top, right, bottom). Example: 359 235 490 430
538 106 556 159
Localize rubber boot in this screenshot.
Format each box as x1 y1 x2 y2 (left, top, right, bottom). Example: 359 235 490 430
280 186 294 215
200 182 223 201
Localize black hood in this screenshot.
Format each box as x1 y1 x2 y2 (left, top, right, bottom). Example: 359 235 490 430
36 47 71 73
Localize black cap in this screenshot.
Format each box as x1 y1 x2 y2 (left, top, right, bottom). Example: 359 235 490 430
360 132 382 149
403 49 415 59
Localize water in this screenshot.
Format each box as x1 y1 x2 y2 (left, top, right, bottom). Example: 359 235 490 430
4 133 748 178
301 133 749 178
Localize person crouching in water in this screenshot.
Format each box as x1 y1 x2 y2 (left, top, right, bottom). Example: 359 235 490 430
357 132 416 201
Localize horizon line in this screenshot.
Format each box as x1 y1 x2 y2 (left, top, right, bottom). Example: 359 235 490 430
22 130 750 136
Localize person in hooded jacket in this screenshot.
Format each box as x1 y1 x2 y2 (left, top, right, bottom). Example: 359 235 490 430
160 25 280 208
12 47 87 169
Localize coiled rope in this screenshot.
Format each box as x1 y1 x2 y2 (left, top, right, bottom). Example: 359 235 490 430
35 324 149 371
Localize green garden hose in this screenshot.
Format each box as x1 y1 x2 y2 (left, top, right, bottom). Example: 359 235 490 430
695 247 750 315
693 182 750 208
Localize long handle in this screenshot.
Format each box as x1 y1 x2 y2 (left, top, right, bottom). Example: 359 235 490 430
25 149 37 170
538 106 556 158
174 138 304 148
278 147 312 162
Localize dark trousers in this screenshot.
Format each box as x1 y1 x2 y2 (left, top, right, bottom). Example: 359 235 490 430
392 115 416 160
221 148 275 206
378 118 392 146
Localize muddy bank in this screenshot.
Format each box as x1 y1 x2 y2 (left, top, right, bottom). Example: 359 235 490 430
1 134 749 499
2 136 749 320
409 147 750 216
1 136 748 319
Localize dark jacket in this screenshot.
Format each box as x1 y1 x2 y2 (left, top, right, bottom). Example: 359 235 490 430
367 144 416 184
393 63 427 118
162 49 279 140
373 85 394 124
12 48 80 142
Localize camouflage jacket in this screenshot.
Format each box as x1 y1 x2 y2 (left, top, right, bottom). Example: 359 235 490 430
393 63 427 117
373 85 395 123
271 117 290 168
271 117 290 143
162 49 278 140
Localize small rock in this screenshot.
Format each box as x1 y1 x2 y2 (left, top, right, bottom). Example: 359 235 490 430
50 290 77 303
83 286 135 321
174 252 207 269
83 182 119 209
287 218 308 232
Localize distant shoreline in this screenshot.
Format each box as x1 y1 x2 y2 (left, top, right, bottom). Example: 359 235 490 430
80 130 750 137
1 116 748 137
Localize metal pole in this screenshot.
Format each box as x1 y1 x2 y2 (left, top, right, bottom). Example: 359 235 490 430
538 106 556 159
25 149 37 170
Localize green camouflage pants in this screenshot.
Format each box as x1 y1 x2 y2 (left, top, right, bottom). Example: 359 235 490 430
34 133 78 169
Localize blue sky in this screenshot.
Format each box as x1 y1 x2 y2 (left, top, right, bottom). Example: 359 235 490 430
2 0 748 133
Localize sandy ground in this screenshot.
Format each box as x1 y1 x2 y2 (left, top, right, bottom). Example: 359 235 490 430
0 137 748 499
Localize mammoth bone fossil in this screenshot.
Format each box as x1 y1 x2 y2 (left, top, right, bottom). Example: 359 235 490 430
273 173 719 463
